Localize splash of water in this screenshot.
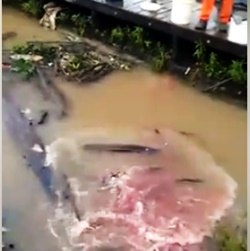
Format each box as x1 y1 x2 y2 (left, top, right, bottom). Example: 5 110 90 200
45 127 237 251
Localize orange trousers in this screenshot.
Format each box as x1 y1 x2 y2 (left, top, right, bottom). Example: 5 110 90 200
199 0 233 23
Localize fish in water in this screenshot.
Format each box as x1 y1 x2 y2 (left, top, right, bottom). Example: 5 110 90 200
179 131 207 150
62 174 82 221
179 131 196 137
39 2 62 30
176 178 204 183
37 110 49 125
2 31 17 41
83 143 160 154
154 128 160 134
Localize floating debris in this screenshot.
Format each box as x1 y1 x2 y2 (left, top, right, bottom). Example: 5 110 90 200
2 226 10 249
54 45 132 83
20 108 32 120
10 54 43 62
2 226 9 233
31 144 44 153
8 41 137 83
185 67 191 75
48 42 134 83
44 145 57 167
63 32 83 42
39 2 62 30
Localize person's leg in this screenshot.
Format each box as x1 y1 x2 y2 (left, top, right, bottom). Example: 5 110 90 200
200 0 216 21
195 0 215 30
219 0 233 23
218 0 233 32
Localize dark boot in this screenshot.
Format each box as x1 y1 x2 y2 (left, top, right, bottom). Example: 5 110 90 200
218 22 229 33
195 20 208 31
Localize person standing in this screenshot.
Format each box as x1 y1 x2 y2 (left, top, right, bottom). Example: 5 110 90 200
195 0 233 32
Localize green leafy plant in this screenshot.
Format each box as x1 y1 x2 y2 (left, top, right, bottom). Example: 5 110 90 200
86 15 95 28
128 26 144 49
12 44 33 54
12 43 57 63
110 27 125 44
194 41 206 63
56 11 71 24
71 14 87 36
9 2 248 96
11 58 36 80
144 40 152 49
204 52 226 80
150 43 168 72
214 224 247 251
35 45 57 63
66 55 84 72
227 60 247 83
21 0 43 17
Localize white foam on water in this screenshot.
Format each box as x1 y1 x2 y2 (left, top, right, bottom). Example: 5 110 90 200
46 128 238 251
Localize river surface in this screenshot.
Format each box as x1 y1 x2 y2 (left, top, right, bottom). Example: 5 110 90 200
2 6 247 250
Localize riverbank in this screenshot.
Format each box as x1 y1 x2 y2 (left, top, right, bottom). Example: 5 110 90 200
3 0 247 107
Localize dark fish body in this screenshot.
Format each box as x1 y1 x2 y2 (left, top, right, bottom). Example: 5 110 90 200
83 143 159 154
154 128 160 134
176 178 204 183
179 131 195 137
62 174 81 221
37 110 49 125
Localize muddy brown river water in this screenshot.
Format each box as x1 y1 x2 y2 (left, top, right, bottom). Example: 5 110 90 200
2 6 247 251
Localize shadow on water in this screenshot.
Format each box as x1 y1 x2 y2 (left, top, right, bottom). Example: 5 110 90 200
2 124 60 251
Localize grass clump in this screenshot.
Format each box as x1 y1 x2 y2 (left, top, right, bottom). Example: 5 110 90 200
12 43 57 63
21 0 43 17
11 58 36 80
227 60 247 84
70 14 87 36
214 224 247 251
193 41 247 85
150 42 169 72
6 0 247 99
110 27 125 44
